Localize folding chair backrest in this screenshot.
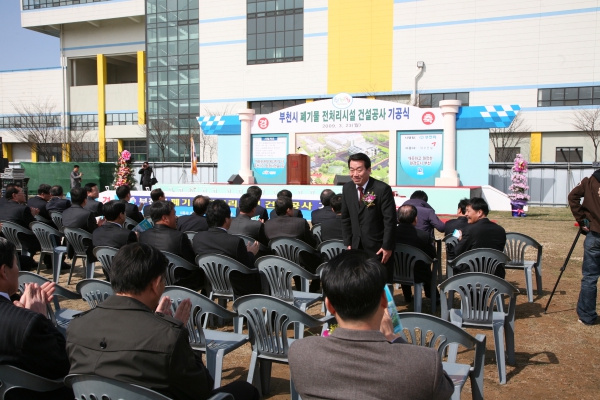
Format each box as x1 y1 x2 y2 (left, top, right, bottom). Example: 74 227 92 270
63 228 92 256
76 279 114 309
34 215 53 225
393 244 433 281
311 224 322 244
65 374 171 400
93 246 119 276
317 239 346 261
0 365 65 399
256 256 316 303
196 254 253 298
163 251 199 286
30 222 61 253
162 286 237 348
439 272 519 325
452 248 510 275
269 237 315 264
50 212 64 232
124 217 138 230
185 231 196 242
443 234 459 251
1 221 33 252
232 234 269 254
505 232 542 266
233 294 324 360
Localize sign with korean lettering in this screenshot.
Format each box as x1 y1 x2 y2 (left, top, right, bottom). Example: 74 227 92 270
251 96 443 134
251 135 287 184
398 132 443 185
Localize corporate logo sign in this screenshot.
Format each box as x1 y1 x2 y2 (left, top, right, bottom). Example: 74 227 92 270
251 95 444 134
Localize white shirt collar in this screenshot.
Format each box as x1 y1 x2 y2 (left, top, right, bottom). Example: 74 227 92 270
0 292 10 301
356 178 370 191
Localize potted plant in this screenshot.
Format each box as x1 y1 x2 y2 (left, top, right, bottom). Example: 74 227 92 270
508 154 530 217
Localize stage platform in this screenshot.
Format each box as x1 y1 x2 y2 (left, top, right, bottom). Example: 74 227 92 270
98 184 506 219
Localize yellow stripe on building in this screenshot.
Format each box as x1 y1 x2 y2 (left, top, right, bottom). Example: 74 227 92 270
62 143 71 162
328 0 393 95
137 51 146 125
530 132 541 162
2 143 12 162
97 54 107 162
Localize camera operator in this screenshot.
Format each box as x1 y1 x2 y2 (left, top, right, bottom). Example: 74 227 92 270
568 169 600 326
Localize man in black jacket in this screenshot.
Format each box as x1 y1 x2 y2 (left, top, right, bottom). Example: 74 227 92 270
269 189 303 219
92 200 137 250
193 200 261 297
235 186 269 221
138 161 154 190
443 198 470 260
142 188 165 218
83 183 103 217
0 238 72 400
320 194 343 241
46 185 71 214
27 183 52 222
311 189 336 225
177 195 209 232
139 201 202 290
229 194 269 246
395 205 437 303
453 197 507 278
116 185 144 223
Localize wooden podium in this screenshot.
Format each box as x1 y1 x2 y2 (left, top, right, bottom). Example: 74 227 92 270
287 154 310 185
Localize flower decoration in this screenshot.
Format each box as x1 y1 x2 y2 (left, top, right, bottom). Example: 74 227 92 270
113 149 137 189
322 324 338 337
508 154 530 202
362 191 376 208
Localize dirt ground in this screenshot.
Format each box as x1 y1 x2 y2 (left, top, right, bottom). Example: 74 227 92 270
42 207 600 399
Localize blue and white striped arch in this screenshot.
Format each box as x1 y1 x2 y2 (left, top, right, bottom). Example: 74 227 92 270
456 105 520 129
197 115 241 135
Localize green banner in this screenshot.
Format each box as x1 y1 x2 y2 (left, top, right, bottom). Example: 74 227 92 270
19 162 120 193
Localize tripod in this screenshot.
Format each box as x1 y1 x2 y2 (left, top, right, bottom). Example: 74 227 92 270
544 230 581 313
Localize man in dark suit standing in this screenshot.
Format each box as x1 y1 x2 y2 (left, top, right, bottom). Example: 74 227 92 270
193 200 261 297
116 185 144 223
177 195 209 232
269 190 303 219
70 165 83 189
235 186 269 221
229 194 269 246
341 153 396 282
0 238 72 400
443 198 470 260
46 185 71 214
83 183 103 217
395 205 437 303
453 197 507 278
92 200 137 250
311 189 336 225
139 201 202 290
142 188 165 218
320 194 343 241
27 184 52 222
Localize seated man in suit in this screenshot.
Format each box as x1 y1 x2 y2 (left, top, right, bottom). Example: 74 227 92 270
0 238 72 400
46 185 72 214
444 198 470 260
139 201 202 290
63 187 103 263
66 243 259 400
193 200 262 297
0 185 41 271
116 185 144 223
27 183 53 222
269 189 303 219
402 190 445 239
320 194 343 241
92 200 138 250
177 195 209 232
235 185 269 221
228 193 269 246
311 189 336 225
143 188 165 218
395 205 437 303
289 250 453 400
0 183 14 207
83 183 103 217
453 197 507 278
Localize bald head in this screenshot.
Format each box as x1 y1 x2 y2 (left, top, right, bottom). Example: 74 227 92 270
398 205 418 225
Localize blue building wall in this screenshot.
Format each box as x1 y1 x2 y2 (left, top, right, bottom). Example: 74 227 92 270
217 135 242 183
456 129 489 186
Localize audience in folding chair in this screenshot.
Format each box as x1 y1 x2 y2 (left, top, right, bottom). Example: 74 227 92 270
177 194 210 232
92 200 137 250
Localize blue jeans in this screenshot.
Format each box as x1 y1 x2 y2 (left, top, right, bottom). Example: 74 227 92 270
578 232 600 324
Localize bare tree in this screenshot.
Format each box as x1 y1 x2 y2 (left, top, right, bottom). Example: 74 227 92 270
199 105 235 163
143 117 178 162
572 108 600 162
4 99 65 161
490 113 530 162
175 131 193 162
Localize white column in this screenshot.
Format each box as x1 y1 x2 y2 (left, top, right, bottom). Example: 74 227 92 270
238 109 256 184
435 99 461 187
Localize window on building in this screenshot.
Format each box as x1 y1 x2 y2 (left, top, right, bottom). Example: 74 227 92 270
249 99 306 114
538 87 600 107
70 114 98 130
106 113 139 126
495 147 521 163
419 93 469 108
247 0 304 65
123 140 148 161
556 147 583 162
22 0 111 11
0 115 60 128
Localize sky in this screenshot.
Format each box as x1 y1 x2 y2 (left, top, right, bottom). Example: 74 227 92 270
0 0 60 71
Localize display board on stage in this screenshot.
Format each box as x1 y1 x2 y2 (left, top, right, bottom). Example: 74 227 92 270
397 131 444 186
251 134 287 184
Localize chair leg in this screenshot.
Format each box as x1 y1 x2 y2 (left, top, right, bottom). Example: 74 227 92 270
291 378 300 400
36 251 45 274
430 277 437 314
414 283 423 313
52 249 62 283
524 266 534 303
247 351 261 397
67 256 78 285
85 258 95 280
492 321 507 384
505 318 516 366
450 385 461 400
206 348 225 389
259 359 272 396
534 264 543 296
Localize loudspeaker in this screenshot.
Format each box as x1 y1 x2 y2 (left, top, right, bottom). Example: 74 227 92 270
227 174 244 185
333 175 352 185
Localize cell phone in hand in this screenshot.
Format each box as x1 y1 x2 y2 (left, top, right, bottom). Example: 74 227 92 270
384 285 402 334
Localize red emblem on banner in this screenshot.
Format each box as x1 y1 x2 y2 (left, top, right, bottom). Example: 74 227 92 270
258 117 269 129
422 112 435 125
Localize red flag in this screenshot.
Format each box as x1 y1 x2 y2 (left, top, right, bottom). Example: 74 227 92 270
191 137 198 175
